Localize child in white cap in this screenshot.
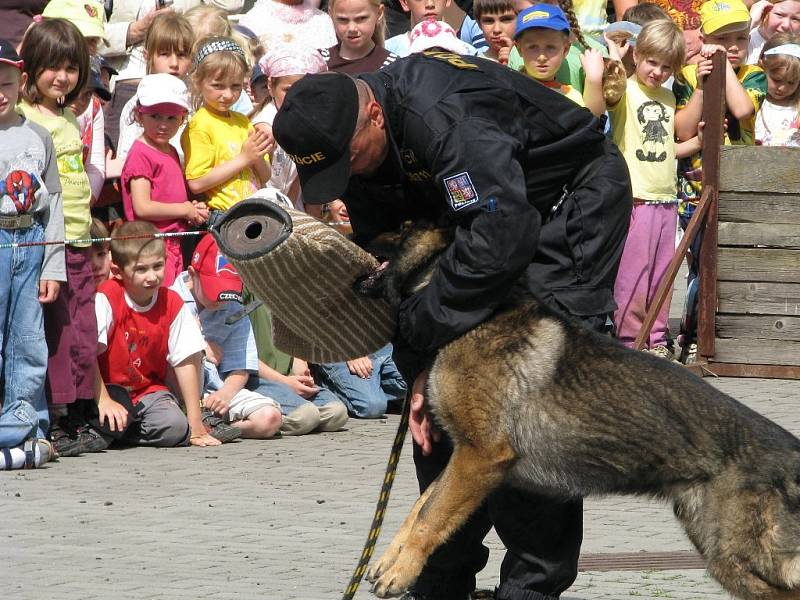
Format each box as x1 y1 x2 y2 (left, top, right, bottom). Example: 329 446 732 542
121 73 208 286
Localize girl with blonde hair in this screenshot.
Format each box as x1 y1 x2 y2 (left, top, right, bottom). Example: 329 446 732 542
182 37 270 218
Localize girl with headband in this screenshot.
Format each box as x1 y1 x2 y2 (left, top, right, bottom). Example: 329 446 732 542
756 33 800 145
182 37 271 222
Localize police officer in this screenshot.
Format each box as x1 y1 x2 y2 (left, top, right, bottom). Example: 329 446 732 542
273 51 631 600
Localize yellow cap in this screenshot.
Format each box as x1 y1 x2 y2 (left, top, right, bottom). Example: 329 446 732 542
43 0 107 42
700 0 751 35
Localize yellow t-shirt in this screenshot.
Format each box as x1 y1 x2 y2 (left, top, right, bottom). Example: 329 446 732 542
522 73 586 107
181 107 268 211
18 102 92 244
609 78 677 202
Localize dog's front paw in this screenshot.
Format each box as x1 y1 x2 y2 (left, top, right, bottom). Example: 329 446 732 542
370 552 423 598
366 545 398 583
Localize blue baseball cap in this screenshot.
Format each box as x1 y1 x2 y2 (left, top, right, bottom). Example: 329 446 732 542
514 4 571 39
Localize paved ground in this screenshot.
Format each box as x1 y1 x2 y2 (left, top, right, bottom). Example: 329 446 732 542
3 376 798 600
4 270 798 600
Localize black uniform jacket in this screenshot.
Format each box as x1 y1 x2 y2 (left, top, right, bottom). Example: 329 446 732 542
344 51 625 355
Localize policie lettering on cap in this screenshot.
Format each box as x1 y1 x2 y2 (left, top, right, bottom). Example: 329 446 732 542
272 72 360 205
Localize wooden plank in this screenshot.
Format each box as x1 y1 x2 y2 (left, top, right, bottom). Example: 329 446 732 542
717 248 800 283
578 551 705 572
718 281 800 315
717 315 800 341
719 193 800 225
712 338 800 366
720 146 800 193
718 222 800 247
703 362 800 379
697 51 726 360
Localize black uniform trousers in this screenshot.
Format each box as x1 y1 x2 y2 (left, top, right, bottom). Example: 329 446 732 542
401 144 632 600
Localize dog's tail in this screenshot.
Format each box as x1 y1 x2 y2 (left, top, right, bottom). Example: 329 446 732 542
673 460 800 600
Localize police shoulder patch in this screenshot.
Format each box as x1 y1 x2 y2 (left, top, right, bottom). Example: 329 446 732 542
443 172 479 211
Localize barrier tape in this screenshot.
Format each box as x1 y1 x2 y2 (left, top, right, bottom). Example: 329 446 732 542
342 396 411 600
0 222 352 250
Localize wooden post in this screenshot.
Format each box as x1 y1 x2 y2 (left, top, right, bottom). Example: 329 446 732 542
696 51 727 360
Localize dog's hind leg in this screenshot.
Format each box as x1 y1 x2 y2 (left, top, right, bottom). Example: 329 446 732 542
366 473 440 584
371 441 515 598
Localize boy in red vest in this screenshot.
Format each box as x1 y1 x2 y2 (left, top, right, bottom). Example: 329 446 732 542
91 221 220 447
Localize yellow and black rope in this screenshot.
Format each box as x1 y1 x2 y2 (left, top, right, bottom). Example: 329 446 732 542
342 396 411 600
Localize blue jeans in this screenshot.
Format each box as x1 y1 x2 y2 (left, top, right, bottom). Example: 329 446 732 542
0 223 48 447
248 376 341 415
312 343 407 418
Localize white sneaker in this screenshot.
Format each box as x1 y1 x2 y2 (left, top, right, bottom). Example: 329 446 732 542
679 342 698 365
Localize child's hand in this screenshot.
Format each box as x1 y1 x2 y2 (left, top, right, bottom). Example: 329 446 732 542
99 396 128 432
498 45 513 66
184 201 207 226
604 32 631 62
750 0 772 24
696 57 715 88
580 48 606 84
700 43 727 59
203 391 231 416
189 430 222 446
192 202 209 225
38 280 60 304
242 128 271 164
284 374 320 399
347 356 374 379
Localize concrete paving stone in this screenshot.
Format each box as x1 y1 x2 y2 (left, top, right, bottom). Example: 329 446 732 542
2 373 797 600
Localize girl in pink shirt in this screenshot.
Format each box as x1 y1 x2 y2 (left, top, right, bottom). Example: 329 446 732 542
121 73 208 285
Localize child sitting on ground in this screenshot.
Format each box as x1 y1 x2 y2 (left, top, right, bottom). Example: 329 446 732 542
171 235 282 441
92 221 220 448
89 218 111 287
0 40 63 468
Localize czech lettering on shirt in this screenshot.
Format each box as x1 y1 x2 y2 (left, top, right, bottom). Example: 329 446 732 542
288 151 327 165
443 171 479 211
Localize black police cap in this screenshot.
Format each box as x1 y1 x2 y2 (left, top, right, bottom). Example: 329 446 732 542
272 73 359 204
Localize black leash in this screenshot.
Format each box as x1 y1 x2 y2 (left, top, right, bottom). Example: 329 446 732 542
342 395 411 600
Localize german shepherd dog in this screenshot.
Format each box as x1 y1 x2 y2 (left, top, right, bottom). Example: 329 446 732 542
357 225 800 600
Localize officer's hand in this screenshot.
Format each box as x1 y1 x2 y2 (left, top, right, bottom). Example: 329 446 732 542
409 369 440 456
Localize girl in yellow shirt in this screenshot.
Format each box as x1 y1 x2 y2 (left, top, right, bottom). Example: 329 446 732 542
182 37 271 215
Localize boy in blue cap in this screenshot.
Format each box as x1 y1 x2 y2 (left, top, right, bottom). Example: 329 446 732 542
514 3 606 116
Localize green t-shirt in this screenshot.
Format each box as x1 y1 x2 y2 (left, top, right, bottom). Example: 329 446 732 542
18 101 91 244
508 35 607 94
244 290 293 376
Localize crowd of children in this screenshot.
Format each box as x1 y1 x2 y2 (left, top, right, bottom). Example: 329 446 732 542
1 0 799 469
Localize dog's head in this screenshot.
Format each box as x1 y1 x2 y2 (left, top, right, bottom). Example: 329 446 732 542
355 223 455 307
